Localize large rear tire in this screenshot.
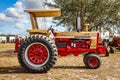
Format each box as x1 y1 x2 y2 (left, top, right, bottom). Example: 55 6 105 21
18 35 58 73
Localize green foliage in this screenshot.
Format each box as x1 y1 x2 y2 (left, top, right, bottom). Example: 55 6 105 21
46 0 120 31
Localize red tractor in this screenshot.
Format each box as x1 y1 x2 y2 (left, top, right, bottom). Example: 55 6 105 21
14 9 108 73
109 36 120 53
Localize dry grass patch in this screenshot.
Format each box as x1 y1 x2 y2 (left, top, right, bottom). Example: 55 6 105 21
0 43 14 48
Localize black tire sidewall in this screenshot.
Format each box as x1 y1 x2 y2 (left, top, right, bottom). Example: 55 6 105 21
83 53 90 64
85 54 101 69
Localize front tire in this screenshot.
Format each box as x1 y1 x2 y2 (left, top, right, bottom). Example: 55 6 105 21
18 35 58 73
84 54 101 69
83 53 90 64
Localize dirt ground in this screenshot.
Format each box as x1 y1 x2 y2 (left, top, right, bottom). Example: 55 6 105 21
0 43 120 80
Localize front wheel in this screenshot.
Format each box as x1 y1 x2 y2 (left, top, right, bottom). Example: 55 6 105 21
18 35 58 73
84 54 101 69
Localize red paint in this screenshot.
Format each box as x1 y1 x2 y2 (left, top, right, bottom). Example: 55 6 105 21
59 38 69 41
97 46 106 54
53 32 57 36
55 32 107 56
28 44 48 64
14 38 24 53
88 57 98 67
14 38 19 53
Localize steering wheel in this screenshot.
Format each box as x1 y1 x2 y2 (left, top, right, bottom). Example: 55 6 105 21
47 25 54 34
47 25 52 31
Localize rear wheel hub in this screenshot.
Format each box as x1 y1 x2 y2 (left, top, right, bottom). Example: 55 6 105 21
27 43 48 65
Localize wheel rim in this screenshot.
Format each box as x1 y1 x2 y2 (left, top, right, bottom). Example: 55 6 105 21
88 57 98 68
25 42 49 67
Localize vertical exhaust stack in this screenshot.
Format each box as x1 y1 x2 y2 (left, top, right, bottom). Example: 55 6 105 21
76 12 81 32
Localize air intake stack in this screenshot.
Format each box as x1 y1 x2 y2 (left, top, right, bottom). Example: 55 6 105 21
76 12 81 32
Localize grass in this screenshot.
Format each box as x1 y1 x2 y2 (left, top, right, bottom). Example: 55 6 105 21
0 43 14 48
0 44 120 80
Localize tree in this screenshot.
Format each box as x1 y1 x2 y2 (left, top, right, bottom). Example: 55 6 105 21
46 0 120 31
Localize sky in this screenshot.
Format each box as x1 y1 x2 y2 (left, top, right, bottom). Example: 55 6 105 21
0 0 17 12
0 0 29 35
0 0 66 35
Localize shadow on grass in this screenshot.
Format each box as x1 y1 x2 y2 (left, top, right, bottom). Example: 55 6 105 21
53 66 86 69
0 50 16 57
0 66 27 74
0 66 26 74
0 65 86 74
